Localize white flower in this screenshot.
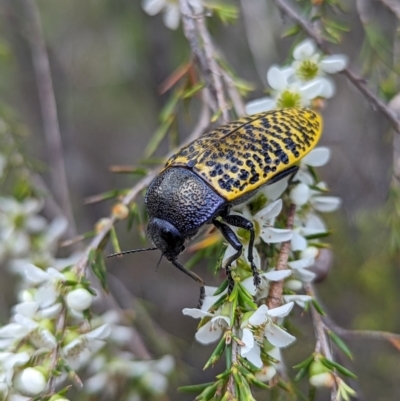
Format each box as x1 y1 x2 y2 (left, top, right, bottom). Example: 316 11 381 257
292 39 348 78
0 197 47 257
240 303 295 368
290 182 341 212
241 269 292 298
142 0 203 30
62 324 111 363
245 65 325 114
0 352 30 386
200 286 227 312
182 308 230 344
288 257 316 282
283 294 312 308
66 288 94 312
14 367 47 397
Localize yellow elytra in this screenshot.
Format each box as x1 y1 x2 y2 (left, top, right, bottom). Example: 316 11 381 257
164 108 322 201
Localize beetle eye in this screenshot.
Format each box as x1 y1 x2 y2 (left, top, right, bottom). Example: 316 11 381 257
160 227 183 248
161 229 174 244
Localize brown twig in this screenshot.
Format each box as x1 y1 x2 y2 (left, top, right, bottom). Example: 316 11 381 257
271 0 400 133
221 70 247 117
378 0 400 19
266 203 296 309
22 0 76 228
323 315 400 349
179 0 218 112
196 17 229 123
305 283 338 400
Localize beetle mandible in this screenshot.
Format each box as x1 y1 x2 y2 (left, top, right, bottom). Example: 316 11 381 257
108 108 322 306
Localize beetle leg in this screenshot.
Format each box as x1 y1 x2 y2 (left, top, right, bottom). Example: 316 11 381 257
213 219 241 293
171 259 205 308
222 215 261 289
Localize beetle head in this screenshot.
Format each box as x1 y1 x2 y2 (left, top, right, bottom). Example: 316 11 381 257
147 217 185 261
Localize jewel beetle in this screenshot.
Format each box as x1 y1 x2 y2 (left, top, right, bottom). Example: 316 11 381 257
108 108 322 306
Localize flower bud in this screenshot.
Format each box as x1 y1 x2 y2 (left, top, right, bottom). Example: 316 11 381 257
66 288 94 311
309 360 334 388
290 183 310 206
95 218 111 233
14 367 47 396
284 279 303 292
301 246 319 260
255 365 277 382
112 203 129 220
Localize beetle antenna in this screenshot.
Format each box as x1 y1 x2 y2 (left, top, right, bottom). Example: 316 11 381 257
107 247 158 258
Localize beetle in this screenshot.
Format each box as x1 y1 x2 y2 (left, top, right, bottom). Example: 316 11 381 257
108 108 322 306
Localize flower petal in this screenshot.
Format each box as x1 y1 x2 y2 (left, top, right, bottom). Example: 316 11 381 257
14 302 39 318
267 302 294 318
302 147 331 167
142 0 165 15
262 177 288 201
255 199 282 222
182 308 212 319
249 305 269 326
245 97 276 115
291 231 307 251
294 170 314 186
311 196 341 212
241 328 255 354
163 4 180 30
288 257 314 269
320 54 348 73
283 295 312 308
302 212 326 235
267 66 292 91
318 77 336 98
242 342 263 368
293 39 316 60
265 324 296 348
86 324 111 340
23 264 48 284
262 269 292 281
260 227 292 243
299 79 324 100
195 321 224 344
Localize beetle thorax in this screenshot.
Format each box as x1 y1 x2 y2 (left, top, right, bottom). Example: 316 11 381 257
145 167 226 238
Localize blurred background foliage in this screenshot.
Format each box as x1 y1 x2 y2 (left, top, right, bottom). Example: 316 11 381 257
0 0 399 400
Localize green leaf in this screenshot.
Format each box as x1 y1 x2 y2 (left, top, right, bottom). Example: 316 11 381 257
327 330 353 360
203 335 227 370
143 117 174 158
320 358 357 379
207 2 239 24
214 279 229 295
110 226 121 254
304 231 332 240
89 249 108 292
178 381 216 393
293 354 315 370
211 109 222 123
237 355 262 374
311 298 326 315
183 82 205 99
282 24 301 38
